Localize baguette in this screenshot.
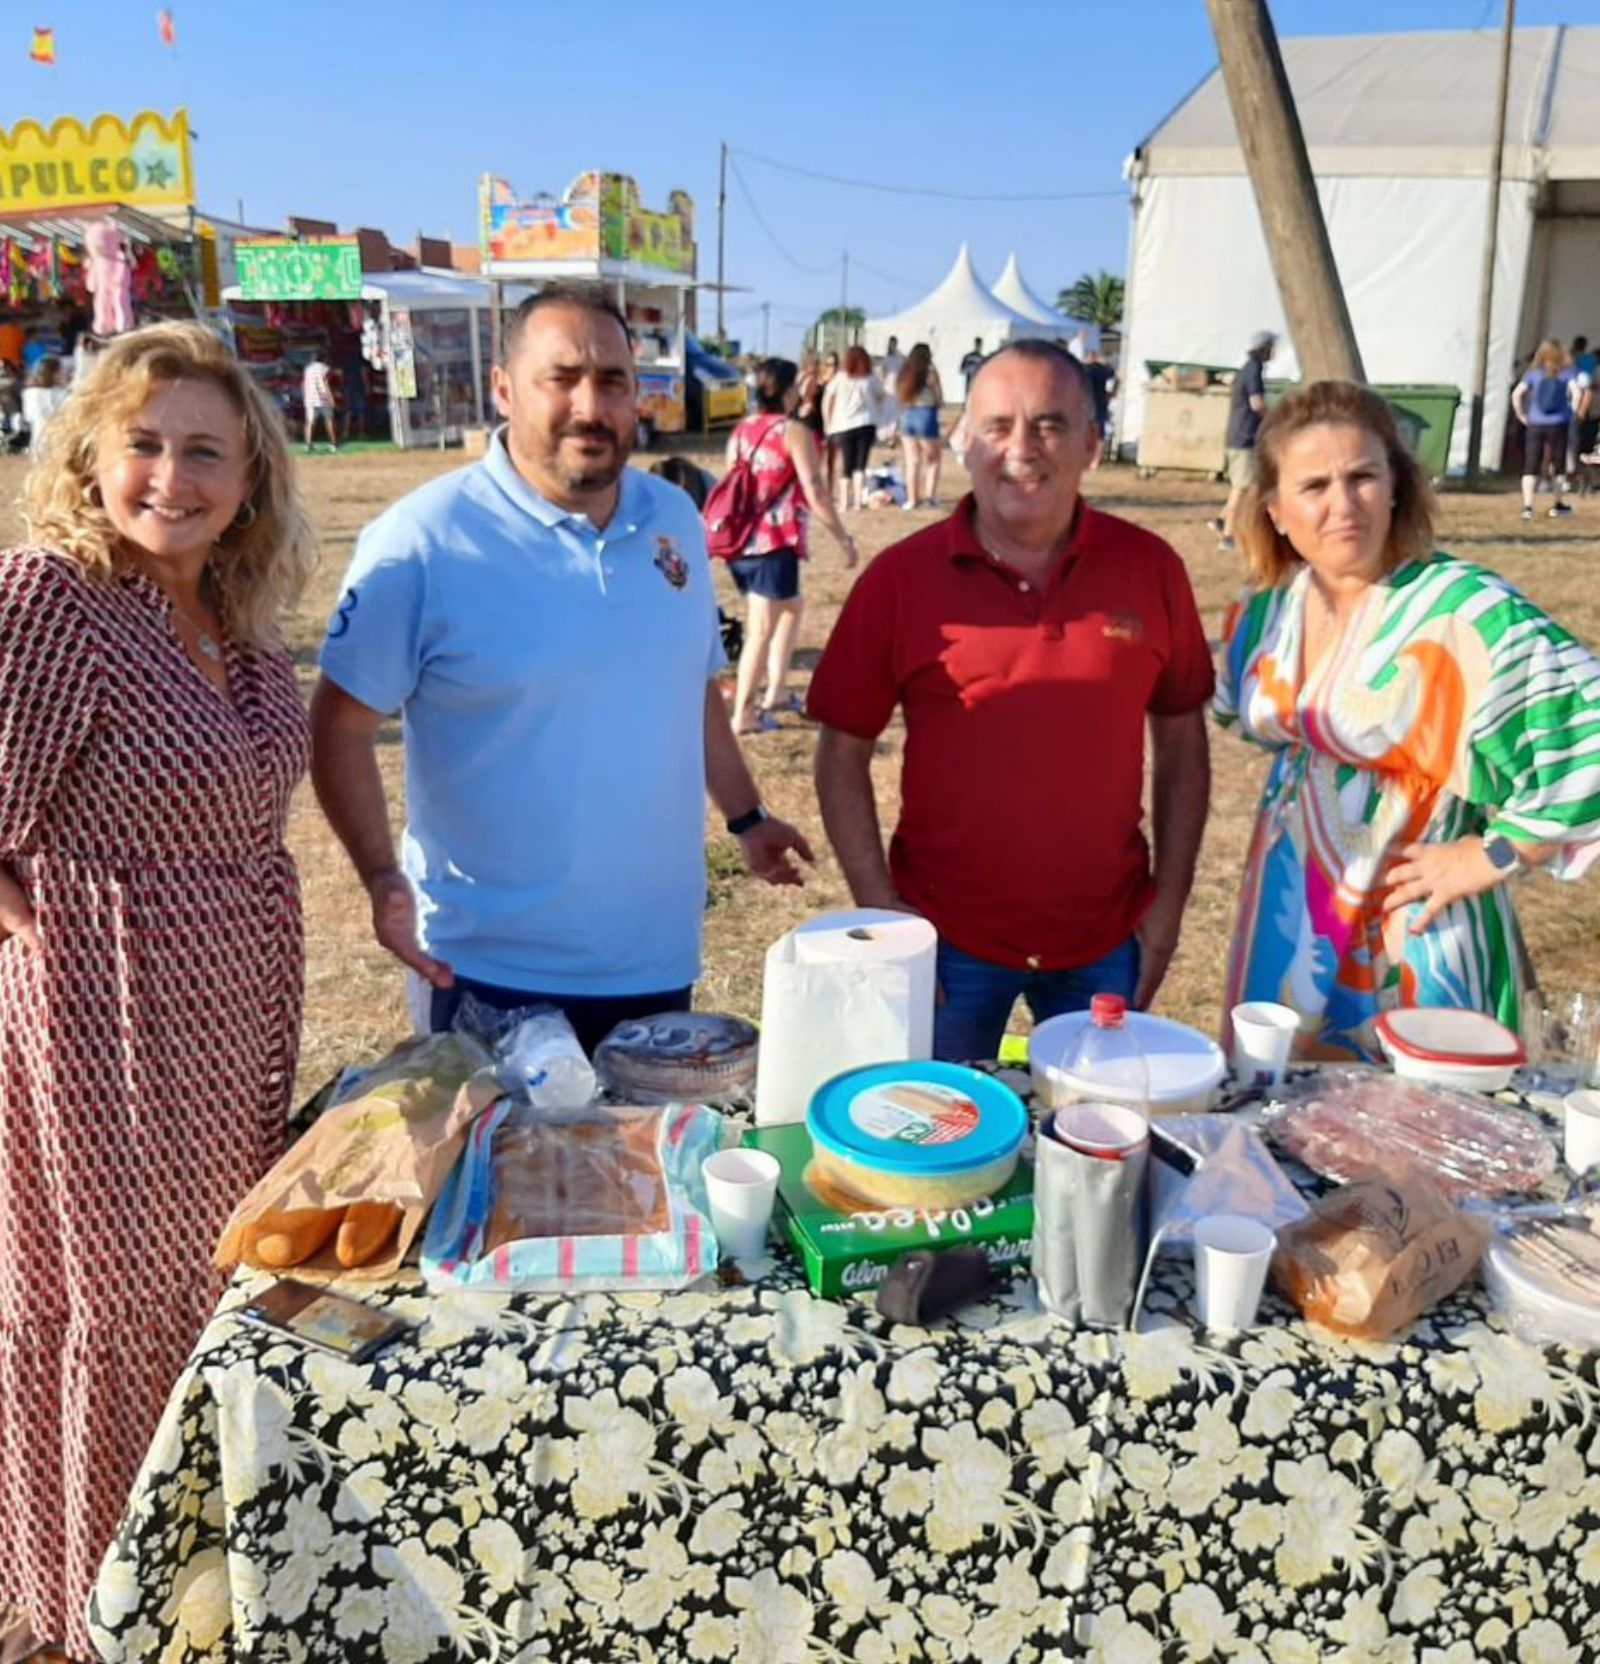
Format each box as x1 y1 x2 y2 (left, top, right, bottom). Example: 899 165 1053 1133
250 1206 345 1268
336 1200 403 1268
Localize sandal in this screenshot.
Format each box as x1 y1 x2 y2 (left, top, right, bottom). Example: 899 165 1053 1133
736 712 780 736
763 693 806 716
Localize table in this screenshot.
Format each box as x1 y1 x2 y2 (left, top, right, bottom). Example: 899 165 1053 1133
88 1088 1600 1663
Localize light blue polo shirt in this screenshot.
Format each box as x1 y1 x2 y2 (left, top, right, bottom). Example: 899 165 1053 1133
319 434 725 994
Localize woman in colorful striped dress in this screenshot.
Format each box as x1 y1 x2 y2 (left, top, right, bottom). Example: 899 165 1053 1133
1215 381 1600 1061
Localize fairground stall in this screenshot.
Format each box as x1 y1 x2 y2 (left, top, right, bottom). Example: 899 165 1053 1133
223 242 530 447
0 109 207 374
479 169 706 445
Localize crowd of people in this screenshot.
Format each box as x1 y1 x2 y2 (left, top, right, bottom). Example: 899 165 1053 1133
1 297 1599 1660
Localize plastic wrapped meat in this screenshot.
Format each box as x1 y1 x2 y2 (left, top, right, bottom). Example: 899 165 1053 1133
1261 1068 1556 1200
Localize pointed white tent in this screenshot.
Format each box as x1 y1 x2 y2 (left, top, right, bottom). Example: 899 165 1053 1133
994 253 1099 356
863 245 1064 398
992 253 1064 326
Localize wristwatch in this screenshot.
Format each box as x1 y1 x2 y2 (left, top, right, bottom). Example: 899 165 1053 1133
1482 832 1526 878
726 804 769 837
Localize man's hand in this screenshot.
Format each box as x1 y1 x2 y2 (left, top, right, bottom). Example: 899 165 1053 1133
736 816 815 887
0 863 38 953
368 868 454 987
1133 893 1185 1010
1383 838 1509 934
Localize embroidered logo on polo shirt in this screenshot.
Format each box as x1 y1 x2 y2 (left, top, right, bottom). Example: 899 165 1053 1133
654 535 689 590
1102 612 1144 643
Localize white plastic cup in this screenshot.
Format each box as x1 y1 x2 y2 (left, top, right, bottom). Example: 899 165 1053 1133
1563 1089 1600 1174
1192 1213 1276 1334
1229 1001 1299 1089
702 1147 781 1260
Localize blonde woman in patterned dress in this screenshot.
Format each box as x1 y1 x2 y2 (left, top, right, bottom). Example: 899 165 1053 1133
0 322 315 1662
1216 380 1600 1062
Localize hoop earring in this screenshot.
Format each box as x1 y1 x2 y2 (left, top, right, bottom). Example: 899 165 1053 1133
231 500 258 531
82 480 103 508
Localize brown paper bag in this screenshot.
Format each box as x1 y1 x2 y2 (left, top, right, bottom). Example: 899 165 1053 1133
216 1031 501 1280
1273 1165 1489 1340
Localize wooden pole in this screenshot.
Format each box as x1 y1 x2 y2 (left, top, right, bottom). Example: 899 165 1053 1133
1206 0 1365 382
1465 0 1516 485
716 142 727 343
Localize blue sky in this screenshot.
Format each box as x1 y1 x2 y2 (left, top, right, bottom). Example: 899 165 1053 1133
7 0 1598 352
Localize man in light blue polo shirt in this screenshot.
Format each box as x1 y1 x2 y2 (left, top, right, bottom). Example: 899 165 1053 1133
311 287 811 1051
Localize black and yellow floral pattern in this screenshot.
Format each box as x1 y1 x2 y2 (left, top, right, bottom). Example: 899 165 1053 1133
89 1089 1600 1662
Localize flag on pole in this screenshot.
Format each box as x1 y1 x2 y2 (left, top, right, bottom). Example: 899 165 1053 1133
158 9 176 48
29 27 56 65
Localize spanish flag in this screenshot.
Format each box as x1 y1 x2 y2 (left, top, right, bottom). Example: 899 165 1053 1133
29 27 55 65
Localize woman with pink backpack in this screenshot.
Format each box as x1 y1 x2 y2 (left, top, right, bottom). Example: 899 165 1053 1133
711 358 856 734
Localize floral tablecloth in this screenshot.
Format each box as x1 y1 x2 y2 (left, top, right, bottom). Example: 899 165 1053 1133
89 1098 1600 1663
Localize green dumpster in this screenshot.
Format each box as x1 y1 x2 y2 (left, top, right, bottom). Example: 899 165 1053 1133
1264 381 1461 480
1378 385 1461 481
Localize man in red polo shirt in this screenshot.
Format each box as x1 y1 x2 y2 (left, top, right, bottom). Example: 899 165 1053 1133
809 339 1213 1062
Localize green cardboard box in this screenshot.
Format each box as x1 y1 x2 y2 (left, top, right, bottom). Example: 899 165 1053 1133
742 1121 1035 1299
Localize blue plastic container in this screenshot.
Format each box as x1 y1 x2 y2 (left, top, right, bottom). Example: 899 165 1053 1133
806 1061 1028 1208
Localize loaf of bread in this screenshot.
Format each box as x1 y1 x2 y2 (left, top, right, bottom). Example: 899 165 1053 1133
249 1206 344 1268
336 1200 403 1268
486 1112 668 1248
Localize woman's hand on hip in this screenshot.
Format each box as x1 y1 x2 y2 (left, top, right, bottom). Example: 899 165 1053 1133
0 863 38 952
1383 838 1506 934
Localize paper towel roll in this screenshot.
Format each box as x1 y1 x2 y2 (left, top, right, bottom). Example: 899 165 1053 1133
754 909 938 1125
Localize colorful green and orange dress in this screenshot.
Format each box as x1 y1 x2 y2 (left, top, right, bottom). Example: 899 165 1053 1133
1216 554 1600 1060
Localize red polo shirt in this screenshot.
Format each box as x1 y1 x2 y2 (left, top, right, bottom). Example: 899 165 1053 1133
807 495 1214 970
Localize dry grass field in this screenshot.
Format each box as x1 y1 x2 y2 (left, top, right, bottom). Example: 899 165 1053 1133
7 439 1595 1101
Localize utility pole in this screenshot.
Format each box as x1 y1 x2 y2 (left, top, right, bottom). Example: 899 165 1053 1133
716 142 728 342
1206 0 1364 382
761 302 771 354
840 250 849 354
1466 0 1516 485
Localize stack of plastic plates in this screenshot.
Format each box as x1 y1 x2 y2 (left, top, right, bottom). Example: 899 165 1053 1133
593 1012 759 1105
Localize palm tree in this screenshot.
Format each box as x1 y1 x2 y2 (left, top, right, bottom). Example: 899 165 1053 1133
1057 271 1125 329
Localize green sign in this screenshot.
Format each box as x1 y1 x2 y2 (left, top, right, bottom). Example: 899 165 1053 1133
234 238 362 302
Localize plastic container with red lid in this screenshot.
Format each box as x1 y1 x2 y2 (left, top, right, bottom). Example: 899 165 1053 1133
1374 1008 1526 1093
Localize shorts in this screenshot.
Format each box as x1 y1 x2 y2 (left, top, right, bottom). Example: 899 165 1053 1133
1524 422 1568 477
1226 446 1257 488
902 405 940 441
829 423 876 475
728 546 801 602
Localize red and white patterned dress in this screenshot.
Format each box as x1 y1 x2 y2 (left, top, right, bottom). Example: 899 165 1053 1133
0 547 308 1662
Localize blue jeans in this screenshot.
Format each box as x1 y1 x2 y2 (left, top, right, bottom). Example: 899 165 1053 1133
932 937 1141 1064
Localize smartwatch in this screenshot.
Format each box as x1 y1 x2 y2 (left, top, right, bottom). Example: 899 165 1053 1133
1482 833 1526 878
725 804 769 837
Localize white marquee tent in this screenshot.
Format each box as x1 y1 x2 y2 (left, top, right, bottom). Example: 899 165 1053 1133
991 253 1067 327
863 245 1069 398
1118 25 1600 471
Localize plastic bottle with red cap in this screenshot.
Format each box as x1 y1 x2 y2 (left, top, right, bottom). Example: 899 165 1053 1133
1064 993 1150 1109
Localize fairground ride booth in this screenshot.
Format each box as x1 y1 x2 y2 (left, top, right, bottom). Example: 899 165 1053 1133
480 170 716 446
222 240 531 447
0 109 209 363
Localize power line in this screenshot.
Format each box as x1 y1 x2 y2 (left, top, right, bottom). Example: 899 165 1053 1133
731 145 1126 204
850 254 922 291
726 155 837 277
